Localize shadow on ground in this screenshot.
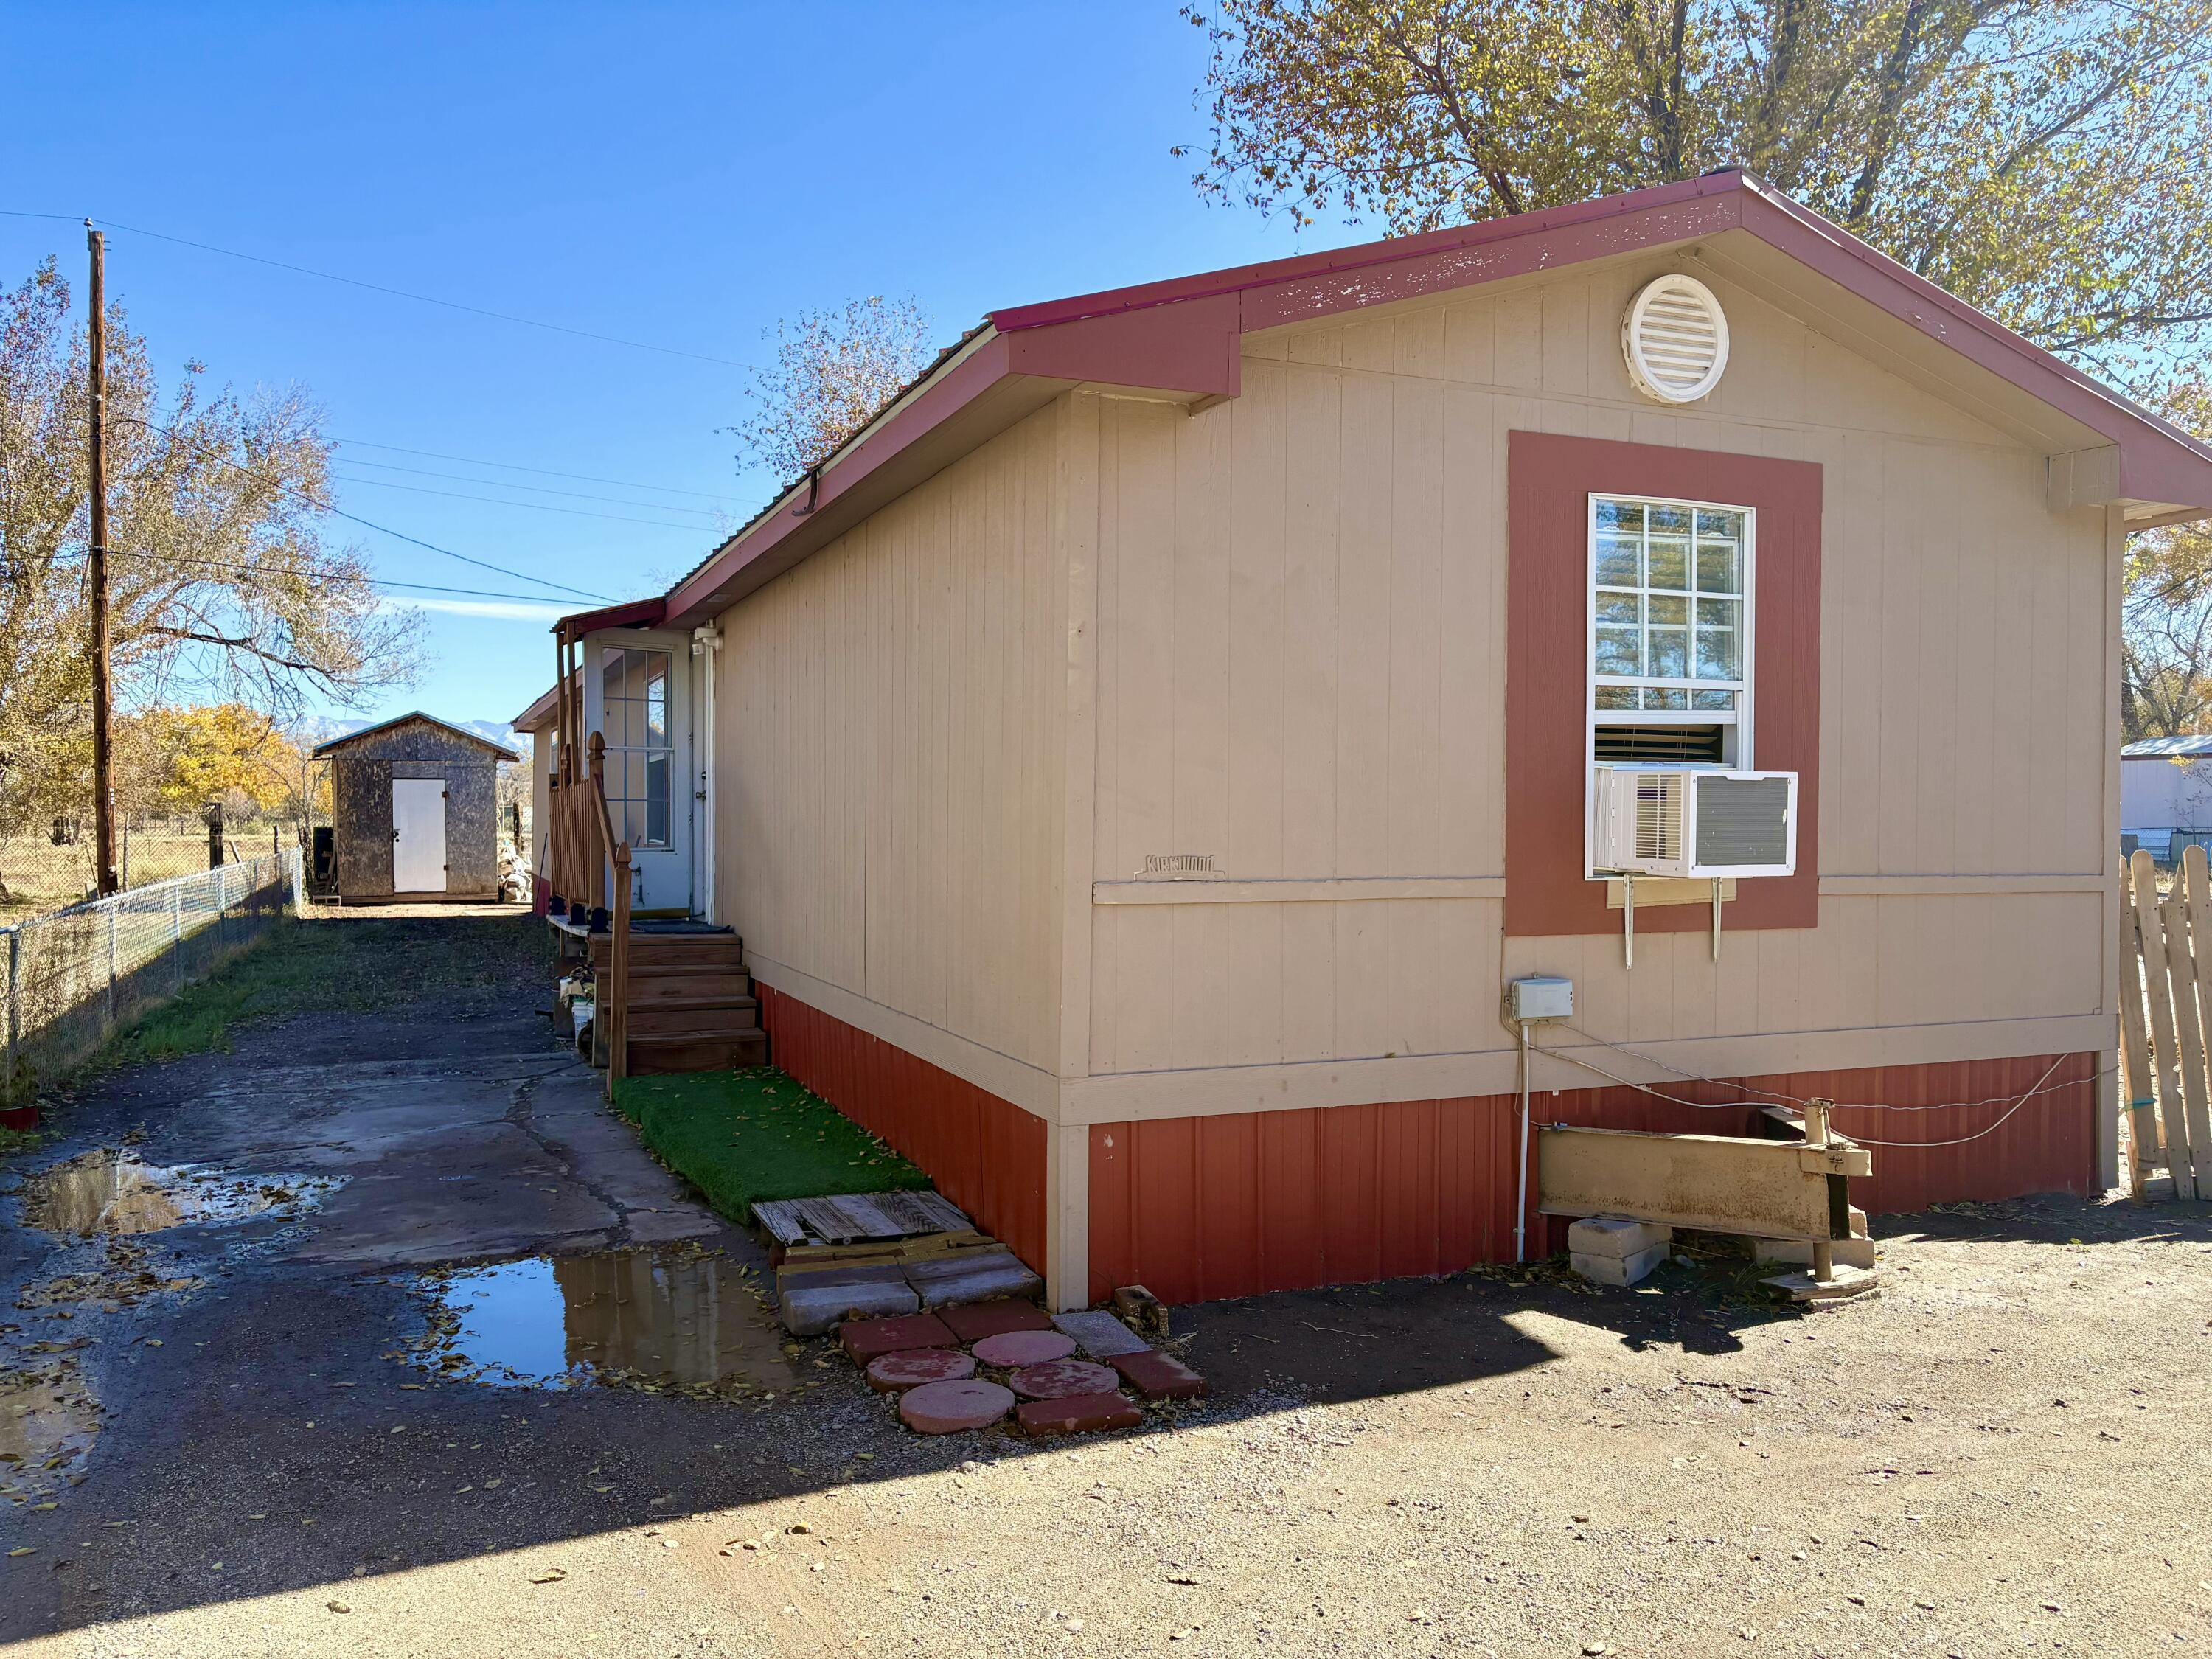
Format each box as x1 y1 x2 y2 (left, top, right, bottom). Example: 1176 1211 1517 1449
4 905 2201 1642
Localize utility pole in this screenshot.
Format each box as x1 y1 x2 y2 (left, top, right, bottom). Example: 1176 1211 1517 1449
86 222 119 897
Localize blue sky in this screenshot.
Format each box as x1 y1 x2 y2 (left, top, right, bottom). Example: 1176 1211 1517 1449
1 3 1356 731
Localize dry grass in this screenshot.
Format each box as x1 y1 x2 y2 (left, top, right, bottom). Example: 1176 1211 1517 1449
0 824 296 926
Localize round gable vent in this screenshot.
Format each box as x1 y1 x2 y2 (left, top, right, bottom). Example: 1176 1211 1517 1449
1622 274 1730 404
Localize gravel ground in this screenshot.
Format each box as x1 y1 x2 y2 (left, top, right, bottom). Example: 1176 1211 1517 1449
3 911 2208 1658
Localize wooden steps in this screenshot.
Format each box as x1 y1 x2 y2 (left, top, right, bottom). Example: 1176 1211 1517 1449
587 931 767 1077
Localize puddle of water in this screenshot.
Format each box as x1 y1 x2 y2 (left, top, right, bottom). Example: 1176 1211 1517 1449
23 1150 339 1237
416 1249 798 1394
0 1363 100 1498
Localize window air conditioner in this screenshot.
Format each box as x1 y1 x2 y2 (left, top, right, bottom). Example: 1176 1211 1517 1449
1593 765 1798 880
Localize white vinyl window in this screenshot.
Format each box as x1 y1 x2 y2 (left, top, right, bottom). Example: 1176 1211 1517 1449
1588 494 1753 769
600 647 672 848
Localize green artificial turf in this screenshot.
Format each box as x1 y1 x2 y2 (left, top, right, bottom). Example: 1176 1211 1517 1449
611 1065 931 1222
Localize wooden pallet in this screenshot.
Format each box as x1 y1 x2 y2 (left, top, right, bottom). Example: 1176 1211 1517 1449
751 1189 974 1248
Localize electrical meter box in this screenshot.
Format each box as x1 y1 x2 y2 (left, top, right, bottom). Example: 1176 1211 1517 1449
1509 975 1574 1023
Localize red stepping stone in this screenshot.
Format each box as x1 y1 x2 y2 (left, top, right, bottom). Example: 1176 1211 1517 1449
1110 1349 1206 1400
1016 1391 1142 1437
937 1299 1054 1343
866 1349 976 1393
899 1378 1015 1434
972 1329 1075 1368
1007 1359 1119 1400
840 1312 956 1363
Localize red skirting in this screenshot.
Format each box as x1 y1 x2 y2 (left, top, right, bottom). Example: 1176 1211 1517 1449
1087 1051 2098 1306
755 981 1048 1278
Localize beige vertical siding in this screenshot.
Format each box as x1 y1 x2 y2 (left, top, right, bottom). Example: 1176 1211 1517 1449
711 403 1067 1073
1086 257 2112 1082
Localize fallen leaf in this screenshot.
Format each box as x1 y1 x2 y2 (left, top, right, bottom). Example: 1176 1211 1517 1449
532 1568 568 1585
327 1601 351 1615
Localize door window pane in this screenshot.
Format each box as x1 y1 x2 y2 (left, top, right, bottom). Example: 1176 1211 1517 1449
599 647 674 849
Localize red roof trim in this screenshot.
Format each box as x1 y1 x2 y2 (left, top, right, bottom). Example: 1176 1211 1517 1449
988 173 1743 333
642 173 2212 630
664 333 1016 624
552 595 666 636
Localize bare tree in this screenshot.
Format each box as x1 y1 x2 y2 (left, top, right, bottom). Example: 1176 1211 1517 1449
726 296 936 487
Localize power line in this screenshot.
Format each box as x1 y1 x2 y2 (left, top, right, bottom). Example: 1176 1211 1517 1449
330 471 717 530
335 438 748 505
1 209 762 372
101 545 582 607
336 455 728 515
115 413 613 602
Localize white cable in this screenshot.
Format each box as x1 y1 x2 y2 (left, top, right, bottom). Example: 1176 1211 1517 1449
1844 1054 2069 1147
1553 1023 2109 1113
1534 1043 2097 1149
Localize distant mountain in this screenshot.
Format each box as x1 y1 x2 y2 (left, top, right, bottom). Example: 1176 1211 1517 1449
288 713 527 758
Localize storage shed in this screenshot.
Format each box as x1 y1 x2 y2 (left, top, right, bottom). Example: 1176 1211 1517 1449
535 171 2212 1311
312 714 520 902
2120 734 2212 863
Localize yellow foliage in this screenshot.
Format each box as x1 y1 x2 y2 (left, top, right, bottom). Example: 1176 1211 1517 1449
124 705 307 814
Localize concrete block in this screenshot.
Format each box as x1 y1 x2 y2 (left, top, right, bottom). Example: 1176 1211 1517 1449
1109 1349 1206 1400
1571 1241 1670 1287
905 1248 1045 1310
1016 1391 1142 1437
837 1311 955 1362
1753 1236 1878 1270
782 1279 919 1337
1568 1215 1673 1259
1051 1310 1150 1359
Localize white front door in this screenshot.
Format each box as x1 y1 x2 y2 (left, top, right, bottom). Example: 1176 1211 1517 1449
392 778 448 892
591 638 692 914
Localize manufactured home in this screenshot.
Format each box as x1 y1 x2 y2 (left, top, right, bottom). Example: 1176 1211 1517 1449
529 171 2212 1311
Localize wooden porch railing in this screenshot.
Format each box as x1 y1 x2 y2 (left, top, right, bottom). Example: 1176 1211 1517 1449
544 732 631 1096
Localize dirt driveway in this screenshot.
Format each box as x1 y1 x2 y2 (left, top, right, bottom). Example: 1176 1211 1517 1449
2 909 2208 1658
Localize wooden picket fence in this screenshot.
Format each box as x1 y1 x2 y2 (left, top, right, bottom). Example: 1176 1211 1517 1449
2118 846 2212 1200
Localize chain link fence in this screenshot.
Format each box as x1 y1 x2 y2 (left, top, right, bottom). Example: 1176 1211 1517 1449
1 849 301 1105
0 810 311 929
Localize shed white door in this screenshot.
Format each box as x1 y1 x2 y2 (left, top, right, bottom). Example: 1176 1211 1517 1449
392 778 448 893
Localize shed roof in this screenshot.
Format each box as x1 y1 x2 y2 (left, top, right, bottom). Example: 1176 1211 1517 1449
2123 735 2212 758
559 170 2212 641
310 712 521 762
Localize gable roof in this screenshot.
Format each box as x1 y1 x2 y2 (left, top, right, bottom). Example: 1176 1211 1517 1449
566 170 2212 638
310 711 521 762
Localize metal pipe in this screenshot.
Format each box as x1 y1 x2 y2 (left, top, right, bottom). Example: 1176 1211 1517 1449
1514 1018 1533 1264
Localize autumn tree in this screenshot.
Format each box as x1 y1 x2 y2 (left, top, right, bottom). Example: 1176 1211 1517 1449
0 257 417 897
1180 0 2212 386
1183 0 2212 730
117 703 309 818
726 296 936 485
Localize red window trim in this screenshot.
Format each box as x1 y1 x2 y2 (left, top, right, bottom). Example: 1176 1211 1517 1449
1505 431 1822 937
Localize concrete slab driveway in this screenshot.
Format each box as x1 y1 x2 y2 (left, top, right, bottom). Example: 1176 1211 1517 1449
0 910 835 1655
